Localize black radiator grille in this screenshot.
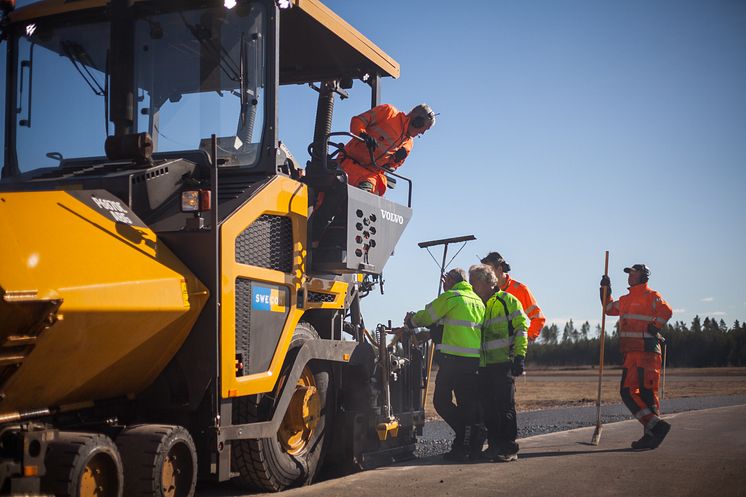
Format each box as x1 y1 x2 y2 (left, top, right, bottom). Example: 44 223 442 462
235 278 252 375
235 215 293 272
307 291 336 303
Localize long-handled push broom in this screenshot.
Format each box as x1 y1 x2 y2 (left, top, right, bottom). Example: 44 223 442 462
591 250 610 446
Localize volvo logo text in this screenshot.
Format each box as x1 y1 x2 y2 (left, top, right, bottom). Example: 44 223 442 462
380 209 404 225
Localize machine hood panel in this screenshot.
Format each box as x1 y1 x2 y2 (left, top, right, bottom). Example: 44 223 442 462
0 189 208 413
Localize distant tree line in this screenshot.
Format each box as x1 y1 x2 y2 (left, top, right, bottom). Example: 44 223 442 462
528 316 746 367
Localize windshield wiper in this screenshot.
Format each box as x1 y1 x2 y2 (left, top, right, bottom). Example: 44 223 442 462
61 40 106 96
178 12 242 84
17 43 34 127
236 32 260 145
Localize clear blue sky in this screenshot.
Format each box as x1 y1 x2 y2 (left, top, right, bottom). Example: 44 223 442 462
4 0 746 336
307 0 746 333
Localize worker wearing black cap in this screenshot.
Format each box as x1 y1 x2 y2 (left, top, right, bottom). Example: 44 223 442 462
600 264 673 449
481 252 545 342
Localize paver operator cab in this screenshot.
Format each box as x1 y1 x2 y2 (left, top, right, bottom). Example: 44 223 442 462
0 0 425 495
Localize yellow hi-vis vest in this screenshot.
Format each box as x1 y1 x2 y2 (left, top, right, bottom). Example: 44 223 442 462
481 290 529 366
412 281 484 358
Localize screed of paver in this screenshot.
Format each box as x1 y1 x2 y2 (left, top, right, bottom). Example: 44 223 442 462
215 405 746 497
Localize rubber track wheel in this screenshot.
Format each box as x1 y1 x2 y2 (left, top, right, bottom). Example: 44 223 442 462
116 424 197 497
231 322 331 492
42 432 124 497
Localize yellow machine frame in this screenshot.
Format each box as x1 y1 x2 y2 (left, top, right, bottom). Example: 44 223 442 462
219 176 348 398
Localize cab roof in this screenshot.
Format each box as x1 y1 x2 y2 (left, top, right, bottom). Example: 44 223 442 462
9 0 400 83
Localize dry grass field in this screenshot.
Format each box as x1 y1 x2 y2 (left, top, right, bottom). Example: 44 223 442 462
423 367 746 418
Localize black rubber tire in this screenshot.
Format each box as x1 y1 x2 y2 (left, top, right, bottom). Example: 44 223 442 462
41 432 124 497
116 424 197 497
231 322 332 492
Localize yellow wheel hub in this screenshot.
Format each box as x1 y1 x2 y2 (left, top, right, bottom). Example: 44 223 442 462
278 367 320 455
160 442 192 497
161 452 178 497
79 454 116 497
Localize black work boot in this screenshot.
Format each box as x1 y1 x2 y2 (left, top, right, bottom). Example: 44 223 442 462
469 424 487 458
494 441 519 462
443 444 470 462
631 433 655 450
480 444 501 461
649 420 671 448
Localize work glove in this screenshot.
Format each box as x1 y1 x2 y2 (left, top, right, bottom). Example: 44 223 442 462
392 147 408 162
430 324 444 344
511 355 525 377
599 275 611 303
647 323 666 344
359 132 378 151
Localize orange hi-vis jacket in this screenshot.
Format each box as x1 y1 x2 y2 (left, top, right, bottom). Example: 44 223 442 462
499 275 545 341
604 283 672 354
341 104 414 195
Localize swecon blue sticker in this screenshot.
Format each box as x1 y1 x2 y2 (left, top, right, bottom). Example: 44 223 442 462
252 286 285 312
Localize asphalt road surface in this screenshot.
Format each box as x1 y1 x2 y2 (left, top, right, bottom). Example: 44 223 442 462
264 404 746 497
200 394 746 496
417 394 746 457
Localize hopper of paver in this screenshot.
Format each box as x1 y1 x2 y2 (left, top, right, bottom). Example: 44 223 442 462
0 189 208 414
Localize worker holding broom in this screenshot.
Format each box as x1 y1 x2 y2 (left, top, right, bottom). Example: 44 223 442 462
600 264 673 449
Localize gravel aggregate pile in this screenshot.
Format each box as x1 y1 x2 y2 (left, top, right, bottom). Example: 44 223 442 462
415 394 746 458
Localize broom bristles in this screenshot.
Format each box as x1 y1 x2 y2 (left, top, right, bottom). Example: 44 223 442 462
591 424 602 445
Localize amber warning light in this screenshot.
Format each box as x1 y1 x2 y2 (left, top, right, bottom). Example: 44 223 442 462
181 190 212 212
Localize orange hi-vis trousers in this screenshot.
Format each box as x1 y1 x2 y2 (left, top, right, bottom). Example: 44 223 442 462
620 351 662 432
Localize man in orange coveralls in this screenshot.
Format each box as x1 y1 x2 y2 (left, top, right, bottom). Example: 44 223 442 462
481 252 546 342
340 103 435 196
601 264 673 449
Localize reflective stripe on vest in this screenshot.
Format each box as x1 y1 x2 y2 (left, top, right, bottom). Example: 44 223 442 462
368 123 406 162
635 407 652 420
425 302 439 322
483 330 528 351
484 310 524 327
622 313 667 327
436 343 481 356
484 338 510 351
451 290 482 301
481 290 529 365
619 331 645 338
443 318 481 330
526 306 544 320
621 313 656 322
413 281 484 358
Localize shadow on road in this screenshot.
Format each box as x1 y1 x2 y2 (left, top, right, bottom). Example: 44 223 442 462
393 444 635 467
518 446 635 459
